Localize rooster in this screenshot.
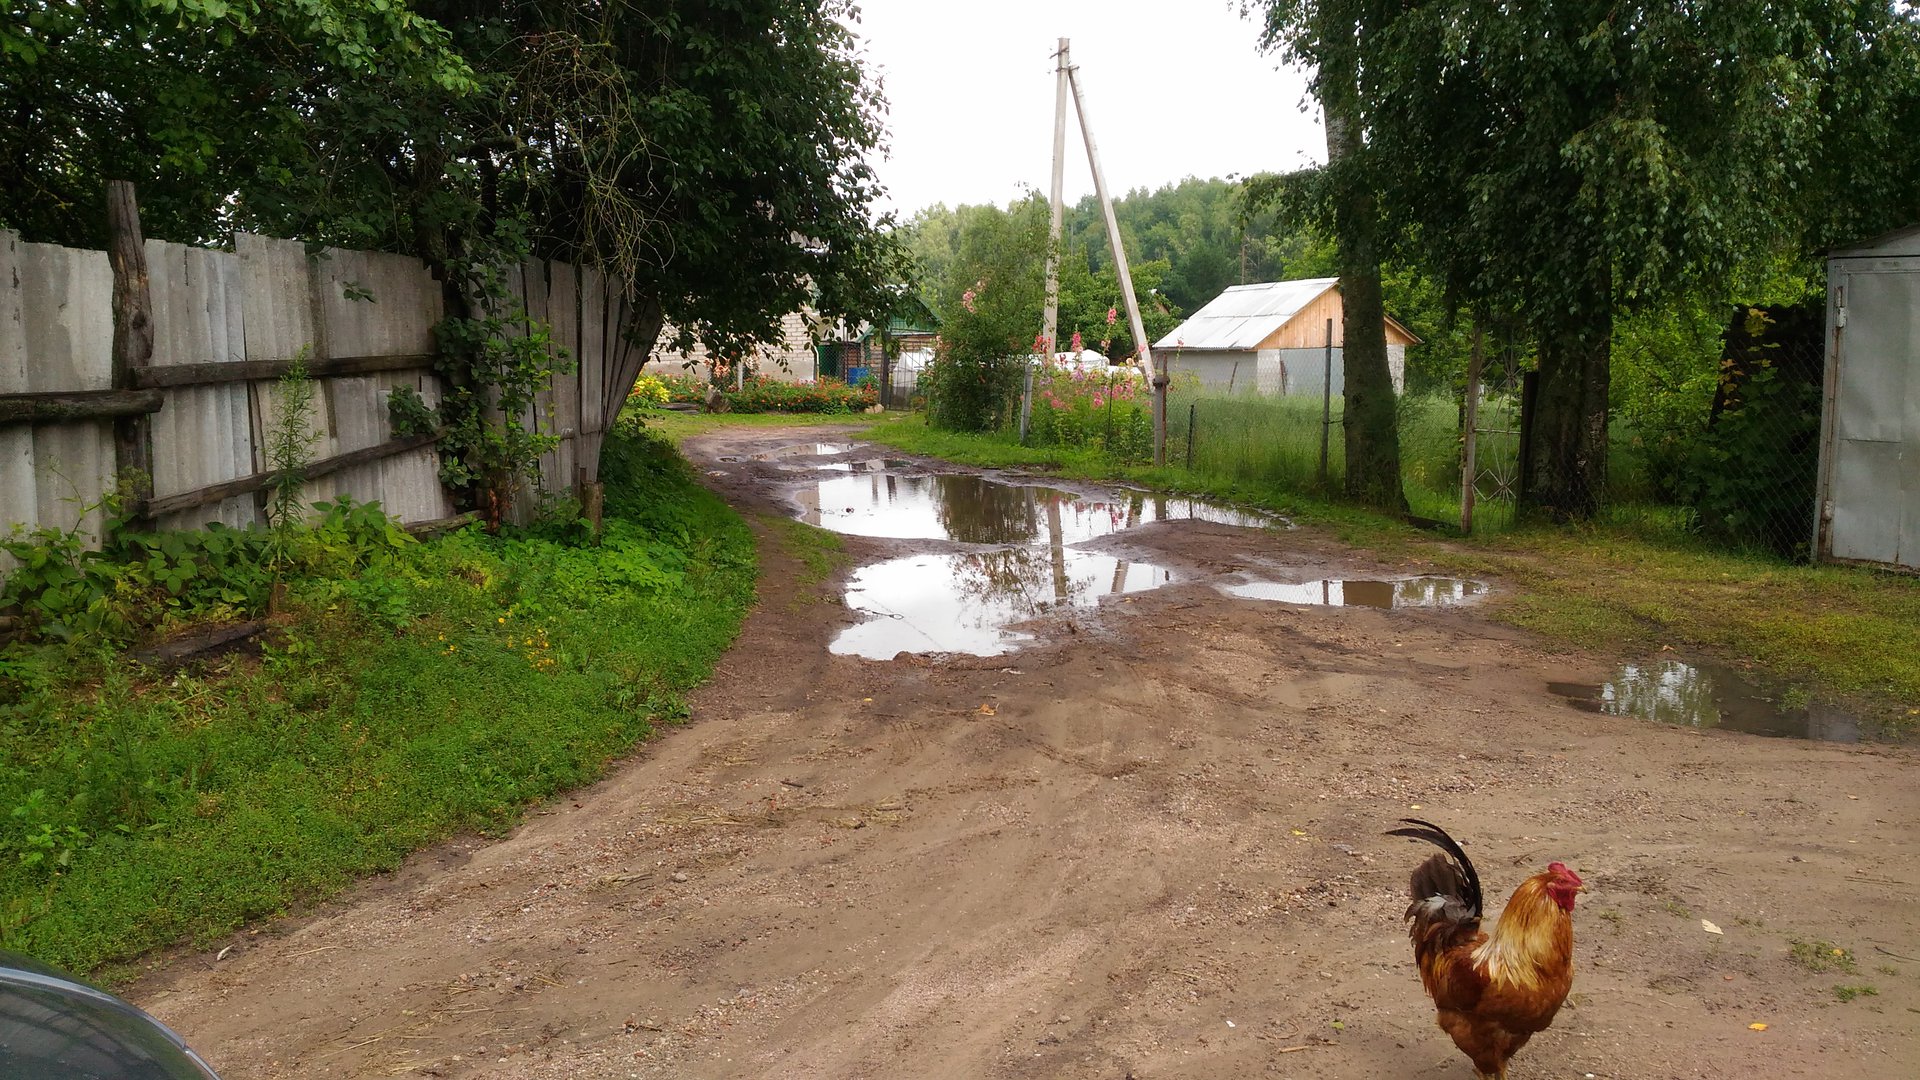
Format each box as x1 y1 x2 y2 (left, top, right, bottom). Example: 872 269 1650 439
1386 819 1584 1079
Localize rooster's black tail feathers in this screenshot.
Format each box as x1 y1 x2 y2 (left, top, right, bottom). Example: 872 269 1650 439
1386 818 1483 917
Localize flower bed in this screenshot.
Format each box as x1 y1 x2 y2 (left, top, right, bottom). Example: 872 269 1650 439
1027 362 1154 460
628 372 876 414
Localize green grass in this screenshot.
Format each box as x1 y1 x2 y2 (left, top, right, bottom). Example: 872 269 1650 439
765 516 849 598
863 412 1920 723
0 427 756 980
636 407 883 447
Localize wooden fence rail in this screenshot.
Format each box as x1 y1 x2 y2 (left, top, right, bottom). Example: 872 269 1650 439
2 185 639 579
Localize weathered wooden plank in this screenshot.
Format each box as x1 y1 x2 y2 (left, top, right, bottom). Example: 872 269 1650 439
131 351 437 388
0 232 35 570
144 432 442 517
19 239 116 545
0 389 165 424
237 233 336 512
375 368 453 522
541 260 580 490
148 240 256 531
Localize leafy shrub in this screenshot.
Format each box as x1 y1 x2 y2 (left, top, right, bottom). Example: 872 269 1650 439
1 498 413 644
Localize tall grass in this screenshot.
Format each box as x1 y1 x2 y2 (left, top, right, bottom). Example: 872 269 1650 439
1167 388 1668 535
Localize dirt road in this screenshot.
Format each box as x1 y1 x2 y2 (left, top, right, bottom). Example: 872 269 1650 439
138 427 1919 1079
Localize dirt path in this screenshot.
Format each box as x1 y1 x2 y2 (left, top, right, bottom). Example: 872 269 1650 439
138 426 1919 1079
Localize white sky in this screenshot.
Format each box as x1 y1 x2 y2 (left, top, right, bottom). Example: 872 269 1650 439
849 0 1326 218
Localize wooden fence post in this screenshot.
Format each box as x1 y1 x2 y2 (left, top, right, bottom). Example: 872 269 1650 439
106 180 155 521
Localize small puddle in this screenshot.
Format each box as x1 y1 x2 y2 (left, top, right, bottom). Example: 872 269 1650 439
751 442 858 461
797 474 1272 544
1548 659 1870 742
831 550 1173 659
1220 576 1487 609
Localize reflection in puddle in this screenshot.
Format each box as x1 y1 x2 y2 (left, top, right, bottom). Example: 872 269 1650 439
1221 576 1486 608
752 442 858 460
1548 659 1867 742
794 466 1273 659
796 473 1273 543
831 550 1173 659
815 458 918 473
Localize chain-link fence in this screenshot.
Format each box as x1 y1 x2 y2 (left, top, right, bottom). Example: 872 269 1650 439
1165 302 1828 558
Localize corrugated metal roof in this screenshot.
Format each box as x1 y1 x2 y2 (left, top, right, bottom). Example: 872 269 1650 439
1830 223 1920 259
1154 278 1339 351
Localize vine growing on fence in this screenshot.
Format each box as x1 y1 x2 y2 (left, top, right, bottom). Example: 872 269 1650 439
413 257 572 531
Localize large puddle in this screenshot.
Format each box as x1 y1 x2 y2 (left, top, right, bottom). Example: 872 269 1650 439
1220 576 1486 609
833 550 1173 659
795 473 1271 544
786 469 1272 658
1548 659 1871 742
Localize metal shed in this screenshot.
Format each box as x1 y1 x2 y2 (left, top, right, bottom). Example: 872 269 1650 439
1816 225 1920 571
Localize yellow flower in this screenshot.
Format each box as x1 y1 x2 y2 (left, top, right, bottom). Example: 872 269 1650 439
497 616 506 624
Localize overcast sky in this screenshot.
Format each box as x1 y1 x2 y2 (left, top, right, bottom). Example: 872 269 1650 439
850 0 1326 219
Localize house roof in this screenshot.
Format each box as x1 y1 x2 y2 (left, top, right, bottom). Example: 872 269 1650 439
1154 278 1421 350
1154 278 1339 351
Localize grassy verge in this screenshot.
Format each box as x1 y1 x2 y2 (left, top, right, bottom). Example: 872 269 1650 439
865 414 1920 723
0 427 756 979
637 408 882 447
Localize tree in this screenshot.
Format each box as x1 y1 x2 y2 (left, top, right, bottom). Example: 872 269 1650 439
1271 0 1920 519
1 0 905 420
1252 0 1408 512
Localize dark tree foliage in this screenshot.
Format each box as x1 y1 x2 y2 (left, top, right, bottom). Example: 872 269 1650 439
1250 1 1920 520
0 0 906 364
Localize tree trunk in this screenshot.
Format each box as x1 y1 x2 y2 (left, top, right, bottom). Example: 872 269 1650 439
1323 82 1407 512
1521 268 1612 520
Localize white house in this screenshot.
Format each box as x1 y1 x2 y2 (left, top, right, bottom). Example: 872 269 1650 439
1154 278 1420 396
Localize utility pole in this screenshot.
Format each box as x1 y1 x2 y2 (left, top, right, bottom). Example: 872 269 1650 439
1042 38 1069 358
1066 55 1166 465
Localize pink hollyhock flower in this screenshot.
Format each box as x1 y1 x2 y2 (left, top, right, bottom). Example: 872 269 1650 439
1070 330 1083 352
1106 306 1118 325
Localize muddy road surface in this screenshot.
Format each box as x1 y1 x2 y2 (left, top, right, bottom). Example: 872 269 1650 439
139 426 1919 1079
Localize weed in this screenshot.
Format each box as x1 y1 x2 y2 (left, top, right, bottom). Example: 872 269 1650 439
1663 898 1693 919
1832 984 1879 1003
1789 940 1858 974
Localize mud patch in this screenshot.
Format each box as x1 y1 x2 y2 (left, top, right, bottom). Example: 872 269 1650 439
1220 575 1487 609
1548 658 1874 742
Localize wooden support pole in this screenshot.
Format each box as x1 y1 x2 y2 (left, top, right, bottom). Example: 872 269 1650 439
131 352 437 389
107 180 156 516
1066 60 1165 466
0 389 165 425
1460 322 1485 535
1319 318 1333 485
144 432 443 518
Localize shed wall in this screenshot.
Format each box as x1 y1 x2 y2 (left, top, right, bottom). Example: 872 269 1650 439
1818 240 1920 571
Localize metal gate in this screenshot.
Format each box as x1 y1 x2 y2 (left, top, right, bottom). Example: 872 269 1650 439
1816 227 1920 571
